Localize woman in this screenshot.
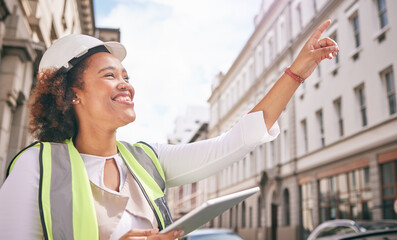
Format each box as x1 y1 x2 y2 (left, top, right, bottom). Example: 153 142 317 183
0 20 338 239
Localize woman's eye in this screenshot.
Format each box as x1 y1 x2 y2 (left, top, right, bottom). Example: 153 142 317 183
124 76 130 82
105 73 115 78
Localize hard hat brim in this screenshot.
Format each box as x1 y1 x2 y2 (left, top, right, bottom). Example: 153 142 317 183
103 41 127 62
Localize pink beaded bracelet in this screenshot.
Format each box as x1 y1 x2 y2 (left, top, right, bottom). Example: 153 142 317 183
284 67 305 84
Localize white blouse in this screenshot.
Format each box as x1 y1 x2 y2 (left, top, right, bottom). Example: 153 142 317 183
0 111 279 239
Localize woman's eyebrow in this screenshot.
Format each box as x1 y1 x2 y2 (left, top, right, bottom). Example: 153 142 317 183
98 66 116 74
97 66 127 74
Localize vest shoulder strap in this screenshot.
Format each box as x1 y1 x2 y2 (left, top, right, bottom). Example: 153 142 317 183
6 141 41 178
120 141 166 192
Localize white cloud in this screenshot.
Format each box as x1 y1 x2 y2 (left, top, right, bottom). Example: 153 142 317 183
96 0 261 143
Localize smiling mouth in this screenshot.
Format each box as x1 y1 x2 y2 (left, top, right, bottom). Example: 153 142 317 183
113 96 132 102
112 93 134 105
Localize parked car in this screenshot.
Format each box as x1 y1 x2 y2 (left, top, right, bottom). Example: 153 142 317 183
307 219 397 240
337 229 397 240
180 228 243 240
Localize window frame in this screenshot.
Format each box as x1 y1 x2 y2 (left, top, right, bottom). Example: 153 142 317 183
334 98 344 137
319 167 372 221
377 0 388 29
351 13 360 48
380 159 397 219
301 119 309 153
384 69 396 115
355 85 367 127
316 109 325 147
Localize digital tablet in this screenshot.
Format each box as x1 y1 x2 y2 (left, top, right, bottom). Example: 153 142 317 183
160 187 259 236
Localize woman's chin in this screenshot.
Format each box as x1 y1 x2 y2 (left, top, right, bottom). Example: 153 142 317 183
120 114 136 126
107 110 136 128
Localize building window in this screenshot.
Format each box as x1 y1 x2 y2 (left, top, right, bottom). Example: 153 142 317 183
242 201 246 228
268 37 274 62
316 109 325 147
191 182 197 207
381 160 397 219
235 205 239 228
356 85 367 127
334 98 344 137
229 208 233 228
319 167 372 221
377 0 388 29
351 14 360 48
283 189 290 226
301 119 308 153
258 196 262 227
330 32 339 64
383 69 396 115
301 182 314 240
282 130 289 163
296 3 303 30
249 207 253 228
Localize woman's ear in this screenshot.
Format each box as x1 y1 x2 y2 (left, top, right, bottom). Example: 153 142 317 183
71 98 80 104
71 89 81 104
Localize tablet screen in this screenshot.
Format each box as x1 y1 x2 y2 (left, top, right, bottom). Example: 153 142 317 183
160 187 259 236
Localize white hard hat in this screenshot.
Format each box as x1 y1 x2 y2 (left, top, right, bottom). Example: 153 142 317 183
38 34 127 72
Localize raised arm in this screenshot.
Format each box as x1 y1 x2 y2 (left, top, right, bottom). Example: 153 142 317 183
249 19 339 130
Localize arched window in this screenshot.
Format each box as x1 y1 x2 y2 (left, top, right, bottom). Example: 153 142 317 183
283 189 291 226
242 201 246 228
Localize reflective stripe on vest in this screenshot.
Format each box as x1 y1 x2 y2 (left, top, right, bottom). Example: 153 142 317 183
118 141 173 228
6 139 173 239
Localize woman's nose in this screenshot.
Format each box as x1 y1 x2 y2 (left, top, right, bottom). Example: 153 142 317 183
118 82 130 90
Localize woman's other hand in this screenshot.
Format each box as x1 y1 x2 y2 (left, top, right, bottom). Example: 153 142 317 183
119 228 184 240
290 19 339 80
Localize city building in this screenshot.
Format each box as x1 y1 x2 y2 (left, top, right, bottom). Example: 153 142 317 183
167 105 209 220
0 0 120 182
207 0 397 239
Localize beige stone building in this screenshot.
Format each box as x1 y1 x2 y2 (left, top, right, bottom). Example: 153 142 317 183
0 0 120 182
207 0 397 239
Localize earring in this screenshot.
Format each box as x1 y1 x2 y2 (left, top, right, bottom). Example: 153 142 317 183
72 99 79 103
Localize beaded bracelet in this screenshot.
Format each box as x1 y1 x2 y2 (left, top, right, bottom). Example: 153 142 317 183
284 67 304 84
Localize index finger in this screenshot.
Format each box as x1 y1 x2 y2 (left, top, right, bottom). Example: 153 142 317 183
308 19 331 45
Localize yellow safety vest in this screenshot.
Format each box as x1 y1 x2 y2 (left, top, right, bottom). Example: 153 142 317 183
7 139 173 240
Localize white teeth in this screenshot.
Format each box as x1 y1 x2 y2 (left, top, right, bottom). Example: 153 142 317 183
114 96 131 102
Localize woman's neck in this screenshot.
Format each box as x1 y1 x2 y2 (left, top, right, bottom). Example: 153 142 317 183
74 125 118 157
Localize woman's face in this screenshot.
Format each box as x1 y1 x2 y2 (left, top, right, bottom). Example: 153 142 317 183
73 52 135 131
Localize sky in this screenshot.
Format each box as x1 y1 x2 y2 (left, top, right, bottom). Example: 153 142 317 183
93 0 262 143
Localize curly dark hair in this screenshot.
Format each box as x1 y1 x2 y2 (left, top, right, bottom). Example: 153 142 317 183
29 59 88 142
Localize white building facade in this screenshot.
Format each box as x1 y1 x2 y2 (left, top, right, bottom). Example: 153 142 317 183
207 0 397 239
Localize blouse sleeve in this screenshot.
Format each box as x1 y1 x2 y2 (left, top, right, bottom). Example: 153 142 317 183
152 111 280 188
0 147 43 239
